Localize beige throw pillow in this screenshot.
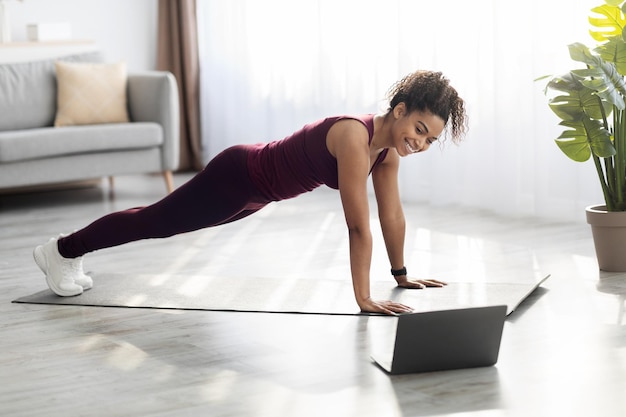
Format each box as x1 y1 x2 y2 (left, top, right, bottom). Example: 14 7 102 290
54 61 130 127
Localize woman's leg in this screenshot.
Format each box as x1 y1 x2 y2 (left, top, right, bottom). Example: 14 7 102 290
58 145 268 258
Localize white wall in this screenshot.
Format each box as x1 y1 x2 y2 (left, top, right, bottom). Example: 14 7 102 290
197 0 604 221
5 0 157 71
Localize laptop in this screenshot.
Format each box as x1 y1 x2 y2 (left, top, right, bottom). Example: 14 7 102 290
370 305 507 374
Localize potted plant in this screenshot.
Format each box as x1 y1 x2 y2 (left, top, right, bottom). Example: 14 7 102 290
543 0 626 271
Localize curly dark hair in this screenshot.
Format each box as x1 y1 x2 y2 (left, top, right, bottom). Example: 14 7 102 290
387 70 468 143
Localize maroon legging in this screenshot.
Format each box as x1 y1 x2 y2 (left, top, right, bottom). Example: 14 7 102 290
58 145 272 259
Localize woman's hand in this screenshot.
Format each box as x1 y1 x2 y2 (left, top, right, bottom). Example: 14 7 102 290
395 275 447 289
359 297 414 316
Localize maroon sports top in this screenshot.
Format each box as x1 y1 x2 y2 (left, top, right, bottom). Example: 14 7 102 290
247 114 389 201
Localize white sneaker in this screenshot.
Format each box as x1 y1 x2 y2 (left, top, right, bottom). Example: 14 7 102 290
33 235 94 290
33 237 84 296
71 257 93 290
57 233 93 290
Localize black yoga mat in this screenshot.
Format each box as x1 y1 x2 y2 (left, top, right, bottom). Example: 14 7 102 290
13 272 550 316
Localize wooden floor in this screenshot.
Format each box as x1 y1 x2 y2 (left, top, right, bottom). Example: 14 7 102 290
1 173 625 417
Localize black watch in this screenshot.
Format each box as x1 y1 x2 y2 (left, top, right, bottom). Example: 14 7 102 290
391 266 407 276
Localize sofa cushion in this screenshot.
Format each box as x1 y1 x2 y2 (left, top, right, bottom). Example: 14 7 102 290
54 61 130 127
0 52 102 132
0 122 162 163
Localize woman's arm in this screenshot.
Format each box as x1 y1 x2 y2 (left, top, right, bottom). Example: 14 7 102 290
328 120 413 315
330 121 373 307
371 150 406 273
372 151 446 289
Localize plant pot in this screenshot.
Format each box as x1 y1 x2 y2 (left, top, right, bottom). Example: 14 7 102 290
586 205 626 272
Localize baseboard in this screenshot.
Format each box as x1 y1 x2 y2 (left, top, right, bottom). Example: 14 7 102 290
0 178 103 195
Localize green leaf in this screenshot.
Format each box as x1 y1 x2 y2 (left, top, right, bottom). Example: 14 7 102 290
567 43 626 109
556 117 615 162
546 72 613 121
589 4 626 42
572 68 624 109
555 129 592 162
549 91 610 121
569 42 602 66
595 36 626 74
545 72 581 93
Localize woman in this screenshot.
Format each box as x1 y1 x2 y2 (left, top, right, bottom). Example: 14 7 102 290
33 70 468 315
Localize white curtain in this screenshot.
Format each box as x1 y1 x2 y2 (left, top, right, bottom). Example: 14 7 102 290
197 0 600 221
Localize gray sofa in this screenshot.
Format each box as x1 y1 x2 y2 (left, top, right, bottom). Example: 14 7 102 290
0 53 179 193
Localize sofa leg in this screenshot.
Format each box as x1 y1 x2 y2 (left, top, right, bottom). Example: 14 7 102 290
163 170 174 193
107 176 115 198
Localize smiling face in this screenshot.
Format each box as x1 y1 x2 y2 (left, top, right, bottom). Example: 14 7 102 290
390 103 445 157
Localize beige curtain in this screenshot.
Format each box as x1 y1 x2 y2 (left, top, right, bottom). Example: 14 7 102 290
157 0 203 171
